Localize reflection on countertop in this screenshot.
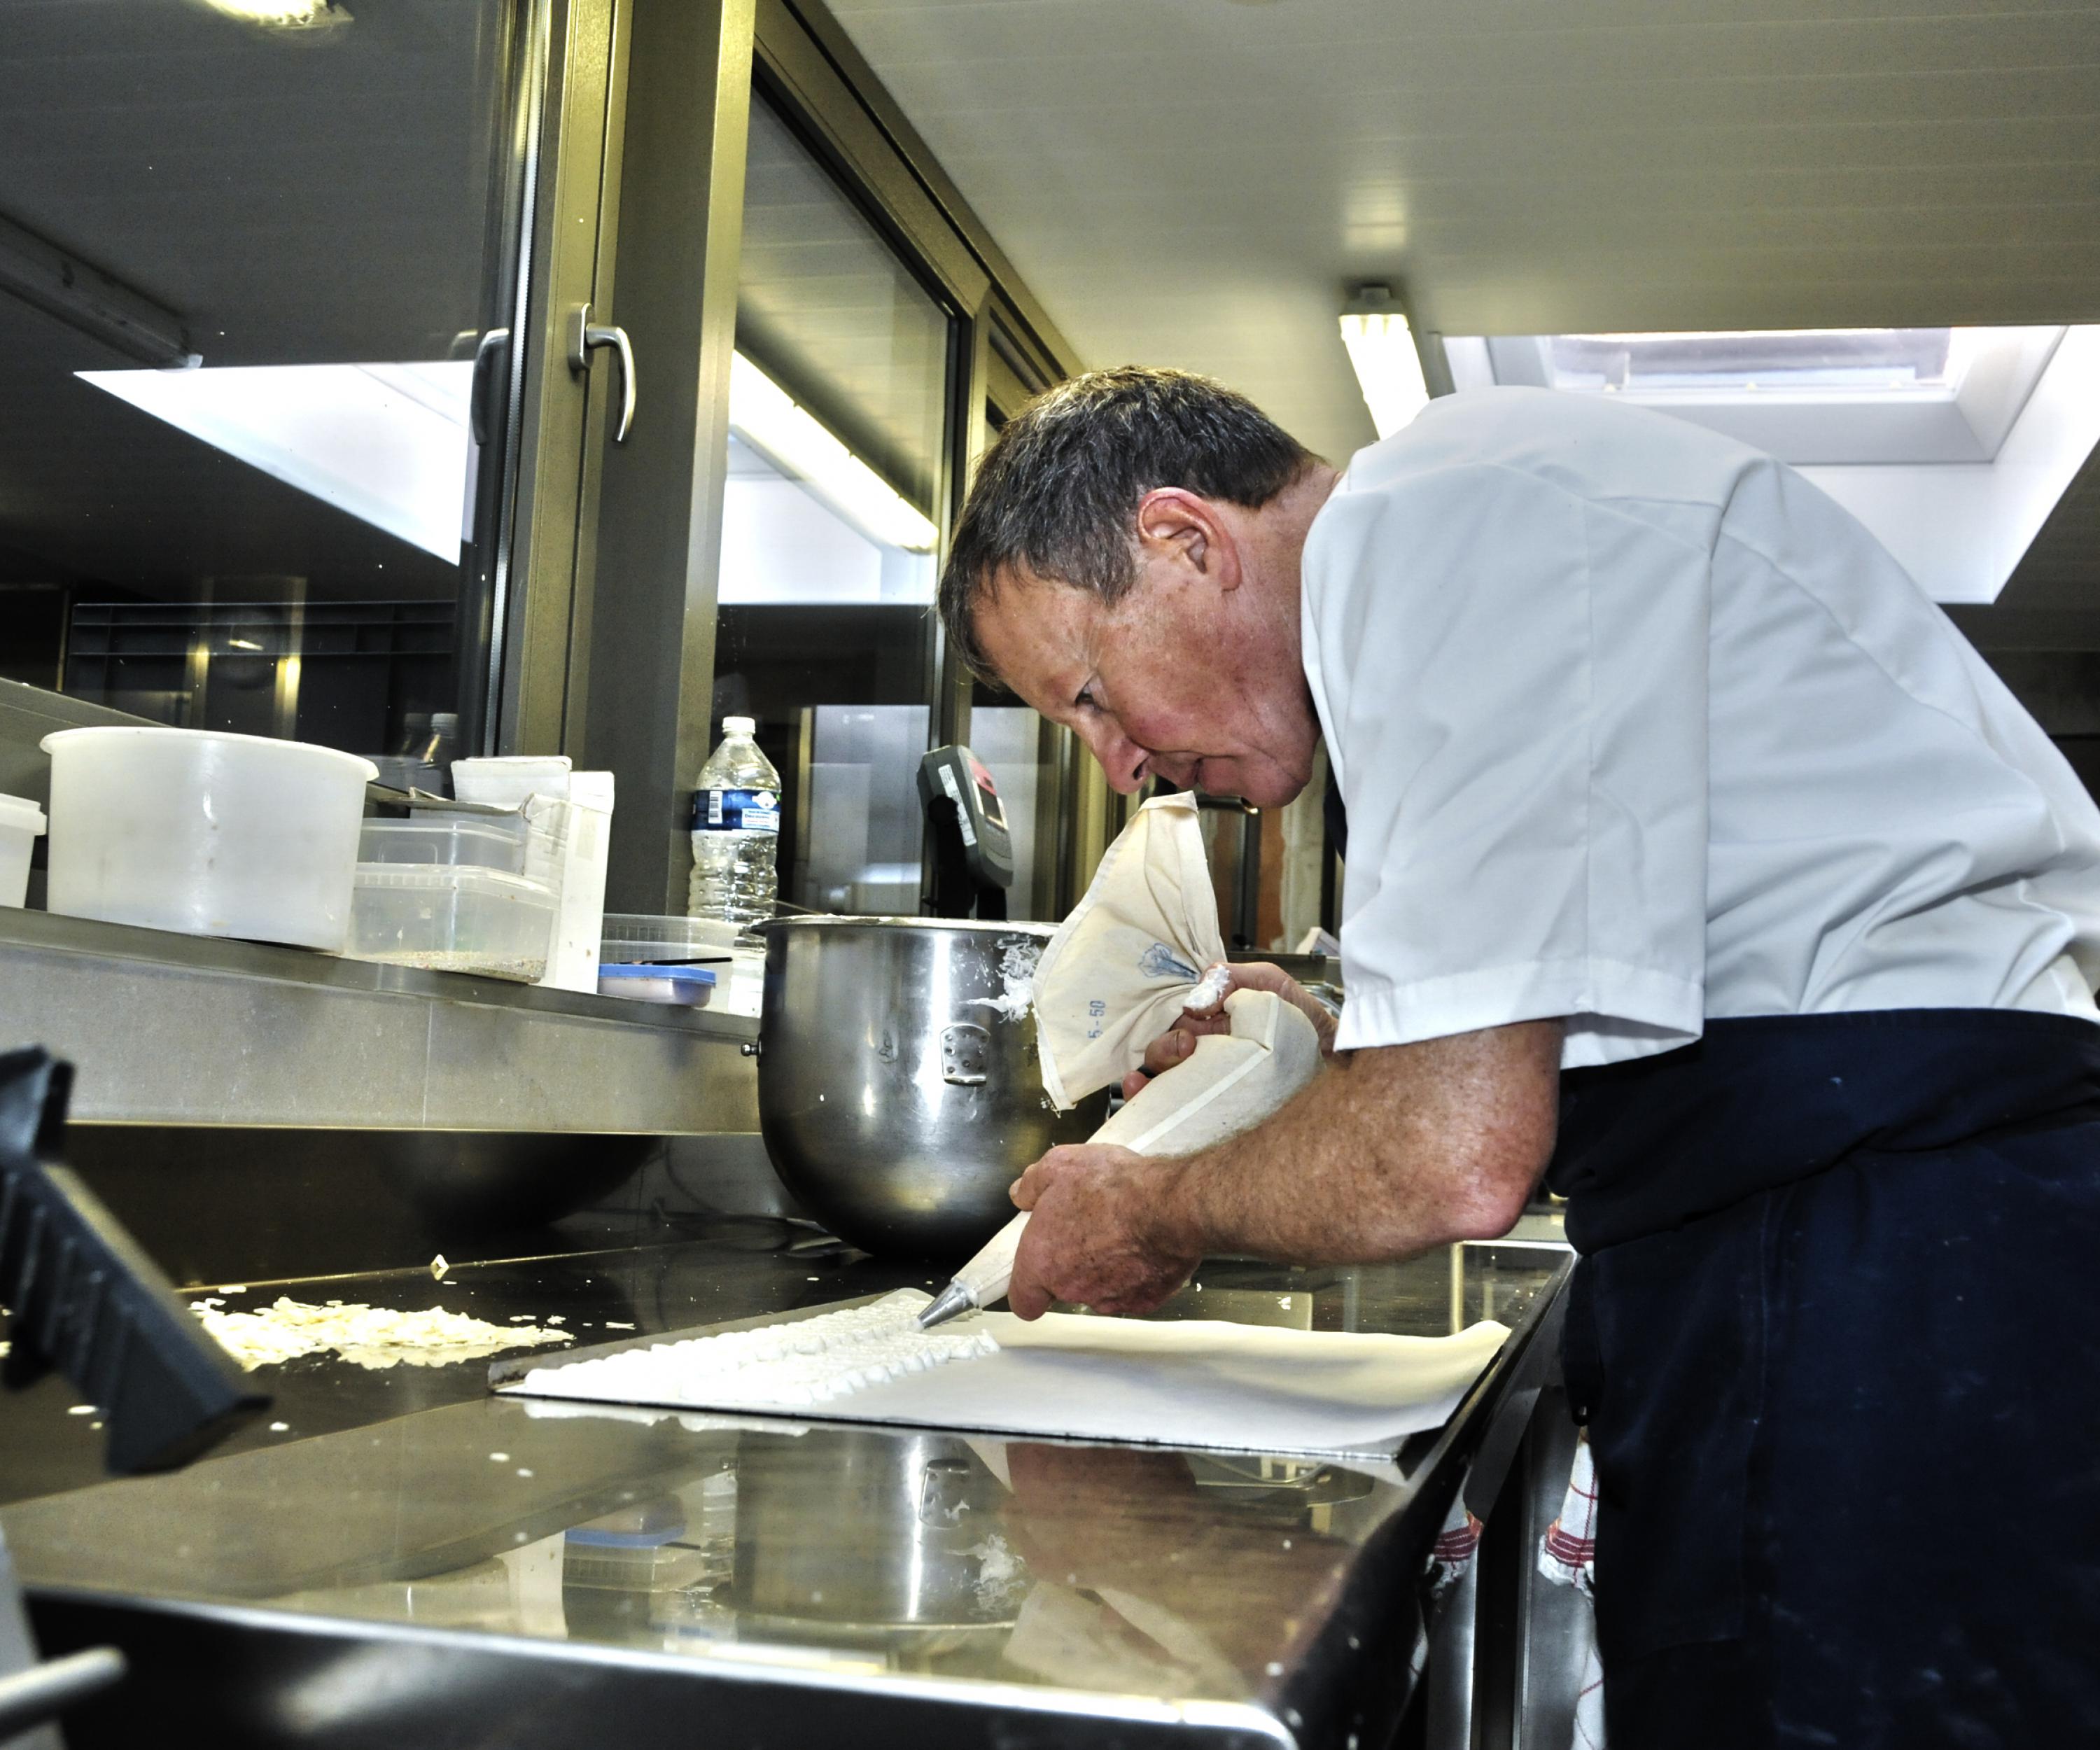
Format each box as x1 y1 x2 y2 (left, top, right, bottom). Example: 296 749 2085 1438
1 1222 1569 1749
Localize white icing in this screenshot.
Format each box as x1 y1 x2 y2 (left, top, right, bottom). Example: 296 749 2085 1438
516 1291 997 1410
1183 963 1233 1013
968 939 1042 1023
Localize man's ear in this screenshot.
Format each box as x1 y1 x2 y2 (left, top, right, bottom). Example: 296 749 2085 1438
1134 489 1239 590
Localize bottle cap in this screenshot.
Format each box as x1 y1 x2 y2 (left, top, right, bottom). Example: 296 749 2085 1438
722 715 756 736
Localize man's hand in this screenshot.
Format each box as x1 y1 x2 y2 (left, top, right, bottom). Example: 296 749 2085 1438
1120 961 1338 1099
1007 1144 1202 1321
1010 1020 1562 1320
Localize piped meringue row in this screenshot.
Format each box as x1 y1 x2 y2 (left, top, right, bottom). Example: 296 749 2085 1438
514 1292 997 1409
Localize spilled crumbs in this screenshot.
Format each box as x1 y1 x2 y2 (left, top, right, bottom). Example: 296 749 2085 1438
189 1296 574 1372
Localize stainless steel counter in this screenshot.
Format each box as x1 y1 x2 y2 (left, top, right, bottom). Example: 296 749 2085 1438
0 906 757 1133
0 1231 1569 1749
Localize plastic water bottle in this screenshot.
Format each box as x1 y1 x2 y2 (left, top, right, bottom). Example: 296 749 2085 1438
688 715 781 928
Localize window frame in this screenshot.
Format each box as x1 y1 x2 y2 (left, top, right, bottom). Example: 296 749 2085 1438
518 0 1098 913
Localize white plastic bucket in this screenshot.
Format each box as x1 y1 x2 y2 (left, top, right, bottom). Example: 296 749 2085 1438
41 727 378 951
0 792 46 909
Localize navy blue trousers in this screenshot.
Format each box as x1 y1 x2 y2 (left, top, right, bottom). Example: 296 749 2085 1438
1553 1012 2100 1749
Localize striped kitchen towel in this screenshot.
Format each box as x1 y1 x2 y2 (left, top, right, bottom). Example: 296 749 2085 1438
1538 1434 1605 1750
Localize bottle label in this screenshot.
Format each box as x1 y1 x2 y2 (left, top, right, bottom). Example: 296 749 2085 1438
694 788 780 834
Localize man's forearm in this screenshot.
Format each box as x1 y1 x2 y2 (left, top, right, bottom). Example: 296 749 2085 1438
1155 1020 1564 1266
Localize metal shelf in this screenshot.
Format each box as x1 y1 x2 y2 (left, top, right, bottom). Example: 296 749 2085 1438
0 907 757 1135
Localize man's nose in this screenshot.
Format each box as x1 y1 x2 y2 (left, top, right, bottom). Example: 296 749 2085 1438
1076 720 1149 794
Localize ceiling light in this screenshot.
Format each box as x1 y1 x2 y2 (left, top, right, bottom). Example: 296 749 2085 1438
1338 286 1430 439
727 352 939 553
202 0 351 29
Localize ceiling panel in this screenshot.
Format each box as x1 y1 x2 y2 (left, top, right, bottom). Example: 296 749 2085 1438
825 0 2100 464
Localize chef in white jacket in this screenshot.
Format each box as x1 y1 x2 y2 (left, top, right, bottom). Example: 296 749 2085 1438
937 368 2100 1750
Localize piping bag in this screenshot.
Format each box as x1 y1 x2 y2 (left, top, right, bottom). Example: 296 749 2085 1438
919 794 1323 1328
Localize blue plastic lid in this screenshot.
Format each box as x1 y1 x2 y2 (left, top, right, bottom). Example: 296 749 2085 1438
597 962 716 986
565 1525 685 1548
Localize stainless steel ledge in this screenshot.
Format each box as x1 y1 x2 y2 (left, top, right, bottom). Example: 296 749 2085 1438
0 678 155 808
0 909 758 1135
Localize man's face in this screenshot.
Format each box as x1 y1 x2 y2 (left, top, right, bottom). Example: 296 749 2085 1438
970 512 1320 807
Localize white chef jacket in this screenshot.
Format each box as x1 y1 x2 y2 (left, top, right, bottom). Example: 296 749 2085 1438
1302 386 2100 1069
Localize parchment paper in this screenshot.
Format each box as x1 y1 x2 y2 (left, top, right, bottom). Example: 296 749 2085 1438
502 1292 1511 1459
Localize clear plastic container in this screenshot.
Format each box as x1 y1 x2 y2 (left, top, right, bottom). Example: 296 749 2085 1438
713 944 766 1018
406 797 568 891
347 864 556 982
358 819 526 874
563 1497 704 1592
600 912 739 966
0 793 46 909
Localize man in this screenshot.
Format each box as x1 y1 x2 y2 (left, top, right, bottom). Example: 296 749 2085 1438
937 368 2100 1748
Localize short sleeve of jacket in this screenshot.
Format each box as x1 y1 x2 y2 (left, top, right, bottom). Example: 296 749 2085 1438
1303 460 1711 1069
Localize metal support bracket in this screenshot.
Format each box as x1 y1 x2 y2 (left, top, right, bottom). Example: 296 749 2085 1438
939 1023 990 1086
568 302 636 442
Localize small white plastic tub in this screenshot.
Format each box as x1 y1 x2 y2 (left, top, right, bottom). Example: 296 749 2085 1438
451 755 572 808
348 864 557 982
0 793 46 909
41 727 377 951
596 963 716 1006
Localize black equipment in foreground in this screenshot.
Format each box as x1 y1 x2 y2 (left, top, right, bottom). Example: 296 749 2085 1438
918 745 1016 920
0 1048 267 1475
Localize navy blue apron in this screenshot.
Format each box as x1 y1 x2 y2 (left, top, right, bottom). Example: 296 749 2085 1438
1549 1009 2100 1749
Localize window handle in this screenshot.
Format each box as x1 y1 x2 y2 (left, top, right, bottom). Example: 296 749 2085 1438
569 302 636 442
468 326 508 447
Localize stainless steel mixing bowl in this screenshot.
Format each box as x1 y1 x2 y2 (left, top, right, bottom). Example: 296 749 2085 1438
753 917 1107 1257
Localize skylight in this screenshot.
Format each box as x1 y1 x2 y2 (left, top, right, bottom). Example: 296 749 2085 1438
1441 324 2100 605
1446 326 2062 465
1544 328 1969 396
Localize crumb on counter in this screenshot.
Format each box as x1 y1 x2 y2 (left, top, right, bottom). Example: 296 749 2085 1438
191 1298 573 1372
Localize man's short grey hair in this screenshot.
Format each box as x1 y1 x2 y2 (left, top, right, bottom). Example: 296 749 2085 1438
939 366 1320 683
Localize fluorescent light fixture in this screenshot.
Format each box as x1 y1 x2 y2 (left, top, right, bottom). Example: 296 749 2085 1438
227 638 264 652
77 360 473 561
0 211 192 368
727 353 938 553
1339 287 1432 439
203 0 350 28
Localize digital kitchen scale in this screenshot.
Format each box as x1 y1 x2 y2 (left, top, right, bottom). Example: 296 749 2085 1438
918 744 1014 919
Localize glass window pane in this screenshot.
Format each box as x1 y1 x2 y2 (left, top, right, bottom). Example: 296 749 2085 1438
0 0 526 778
735 98 949 535
708 91 955 918
969 703 1056 920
